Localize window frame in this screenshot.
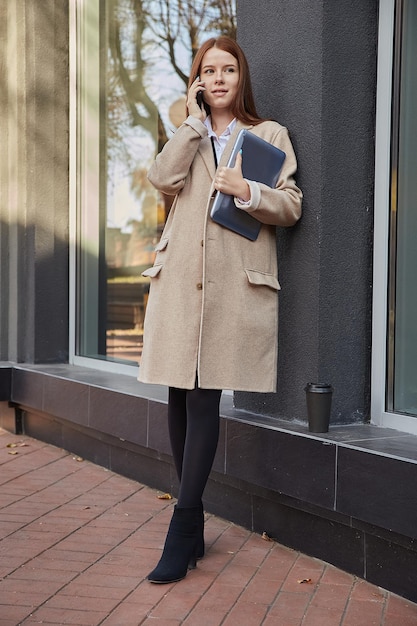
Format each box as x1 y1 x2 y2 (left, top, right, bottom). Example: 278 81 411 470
69 0 139 377
371 0 417 434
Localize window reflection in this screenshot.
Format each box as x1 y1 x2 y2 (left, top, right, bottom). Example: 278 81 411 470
389 0 417 415
99 0 236 363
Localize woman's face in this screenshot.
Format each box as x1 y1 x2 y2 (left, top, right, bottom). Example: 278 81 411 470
200 47 239 115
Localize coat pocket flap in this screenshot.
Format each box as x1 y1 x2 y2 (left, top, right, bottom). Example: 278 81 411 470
141 264 163 278
245 269 281 291
154 237 169 252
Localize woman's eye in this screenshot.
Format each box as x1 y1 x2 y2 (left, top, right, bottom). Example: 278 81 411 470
204 69 214 74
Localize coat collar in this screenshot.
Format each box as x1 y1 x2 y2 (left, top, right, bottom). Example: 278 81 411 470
199 119 253 179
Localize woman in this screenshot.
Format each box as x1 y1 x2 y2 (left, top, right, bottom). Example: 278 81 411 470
139 36 302 583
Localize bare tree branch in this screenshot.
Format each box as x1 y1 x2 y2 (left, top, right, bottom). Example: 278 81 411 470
107 0 236 162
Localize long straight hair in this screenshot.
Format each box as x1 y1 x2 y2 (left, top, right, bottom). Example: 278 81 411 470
188 36 265 126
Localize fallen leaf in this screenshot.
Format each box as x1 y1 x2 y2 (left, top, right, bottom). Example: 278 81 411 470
261 531 273 541
8 450 19 455
297 578 312 584
72 456 84 462
6 443 17 448
157 493 172 500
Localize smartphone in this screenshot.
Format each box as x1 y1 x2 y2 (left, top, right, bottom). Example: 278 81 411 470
195 75 204 109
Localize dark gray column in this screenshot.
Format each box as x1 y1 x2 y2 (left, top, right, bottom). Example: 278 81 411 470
236 0 378 424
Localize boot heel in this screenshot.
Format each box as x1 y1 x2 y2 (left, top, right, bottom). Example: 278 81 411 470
188 553 197 570
196 502 205 560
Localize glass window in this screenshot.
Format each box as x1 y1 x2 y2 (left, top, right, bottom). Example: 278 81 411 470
74 0 236 365
388 0 417 414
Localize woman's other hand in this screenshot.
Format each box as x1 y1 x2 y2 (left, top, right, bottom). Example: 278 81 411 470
187 77 207 121
214 152 250 201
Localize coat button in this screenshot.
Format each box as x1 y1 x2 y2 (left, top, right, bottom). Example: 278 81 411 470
196 282 203 290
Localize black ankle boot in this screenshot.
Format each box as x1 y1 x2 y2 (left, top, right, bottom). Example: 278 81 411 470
196 502 205 560
147 506 200 583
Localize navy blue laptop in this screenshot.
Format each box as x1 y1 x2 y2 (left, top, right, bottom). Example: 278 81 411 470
210 129 286 241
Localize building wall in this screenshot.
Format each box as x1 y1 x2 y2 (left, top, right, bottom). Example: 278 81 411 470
0 0 378 424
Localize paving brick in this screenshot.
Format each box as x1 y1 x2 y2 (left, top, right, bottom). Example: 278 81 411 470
149 590 202 620
230 538 273 568
101 601 156 625
215 562 258 588
27 606 109 625
0 605 33 624
383 615 417 626
0 520 25 539
281 554 326 594
255 544 298 582
193 581 243 612
302 604 347 625
0 589 53 608
341 598 385 625
0 493 25 507
59 582 130 600
53 538 112 554
141 617 182 626
76 517 138 532
380 593 417 625
350 578 387 602
221 599 269 625
83 561 145 582
0 574 62 593
9 564 77 584
210 529 250 556
310 582 352 610
0 537 54 561
232 574 278 606
262 616 301 626
29 549 98 570
70 571 139 591
183 609 228 626
268 591 311 621
44 591 121 613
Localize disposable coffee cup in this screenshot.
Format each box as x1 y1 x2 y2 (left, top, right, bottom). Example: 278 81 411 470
304 383 333 433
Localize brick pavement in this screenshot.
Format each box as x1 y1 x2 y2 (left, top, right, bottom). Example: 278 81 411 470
1 427 417 626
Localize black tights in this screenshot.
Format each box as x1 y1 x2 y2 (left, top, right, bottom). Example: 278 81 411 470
168 386 222 508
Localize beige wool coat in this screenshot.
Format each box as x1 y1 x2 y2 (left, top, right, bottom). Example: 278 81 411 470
138 116 302 392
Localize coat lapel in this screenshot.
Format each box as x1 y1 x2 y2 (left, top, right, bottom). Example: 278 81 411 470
198 120 253 177
218 120 253 168
199 136 216 178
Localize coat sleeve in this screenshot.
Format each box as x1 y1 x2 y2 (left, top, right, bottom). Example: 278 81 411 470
235 125 302 227
147 116 208 196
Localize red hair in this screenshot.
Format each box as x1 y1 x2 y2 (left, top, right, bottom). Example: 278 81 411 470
187 36 265 126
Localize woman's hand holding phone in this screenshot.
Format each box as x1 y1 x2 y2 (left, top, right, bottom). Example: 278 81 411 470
187 76 206 121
